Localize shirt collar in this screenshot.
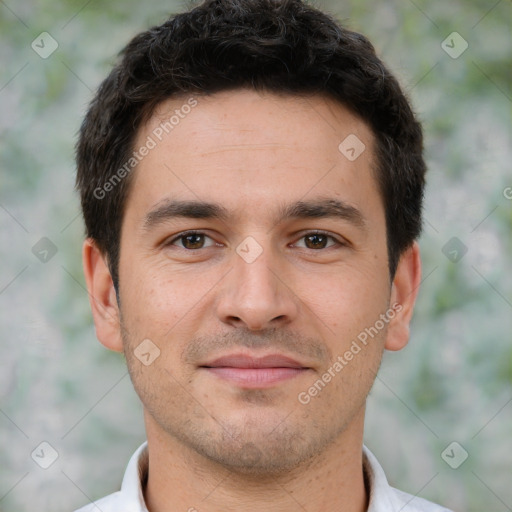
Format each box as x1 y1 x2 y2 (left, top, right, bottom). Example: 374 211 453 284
362 444 397 511
119 441 149 511
122 442 402 511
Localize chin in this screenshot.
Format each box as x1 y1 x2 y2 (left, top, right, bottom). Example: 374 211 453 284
170 414 333 478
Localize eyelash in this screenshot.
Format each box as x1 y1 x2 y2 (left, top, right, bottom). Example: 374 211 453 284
165 230 344 250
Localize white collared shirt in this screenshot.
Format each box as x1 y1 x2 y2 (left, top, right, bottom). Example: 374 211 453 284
74 442 453 512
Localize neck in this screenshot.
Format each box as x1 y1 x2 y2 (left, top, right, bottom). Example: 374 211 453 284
143 408 368 512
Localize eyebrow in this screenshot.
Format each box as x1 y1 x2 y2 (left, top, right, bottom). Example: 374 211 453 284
142 197 367 231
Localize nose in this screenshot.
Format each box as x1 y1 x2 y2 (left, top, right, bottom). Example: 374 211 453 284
215 241 299 331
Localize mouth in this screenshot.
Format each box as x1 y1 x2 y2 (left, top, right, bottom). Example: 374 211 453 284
199 353 311 388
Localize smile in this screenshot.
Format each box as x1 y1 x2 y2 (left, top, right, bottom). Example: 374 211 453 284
200 353 311 388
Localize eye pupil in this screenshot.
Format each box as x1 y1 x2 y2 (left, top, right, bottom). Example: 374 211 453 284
183 234 204 249
305 234 328 249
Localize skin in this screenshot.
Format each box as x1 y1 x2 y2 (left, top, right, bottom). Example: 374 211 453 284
83 89 421 512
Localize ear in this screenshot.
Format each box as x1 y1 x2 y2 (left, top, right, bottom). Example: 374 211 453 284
384 242 422 351
82 238 123 352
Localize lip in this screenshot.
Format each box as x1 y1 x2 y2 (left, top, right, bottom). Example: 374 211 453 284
200 353 310 388
204 353 306 369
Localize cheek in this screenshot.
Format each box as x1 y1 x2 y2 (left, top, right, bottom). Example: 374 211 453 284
119 263 182 338
301 262 390 333
296 330 384 429
119 260 219 357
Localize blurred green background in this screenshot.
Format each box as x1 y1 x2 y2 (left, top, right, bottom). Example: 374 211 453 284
0 0 511 511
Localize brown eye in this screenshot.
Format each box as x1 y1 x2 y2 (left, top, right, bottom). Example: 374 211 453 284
168 231 215 250
295 231 340 250
180 233 205 249
304 233 329 249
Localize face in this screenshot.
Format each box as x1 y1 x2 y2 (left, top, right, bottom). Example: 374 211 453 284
112 89 400 474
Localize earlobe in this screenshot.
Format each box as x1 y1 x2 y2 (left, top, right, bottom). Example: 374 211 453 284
82 239 124 353
384 242 422 352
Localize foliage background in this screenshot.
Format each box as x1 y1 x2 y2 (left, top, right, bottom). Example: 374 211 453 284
0 0 511 510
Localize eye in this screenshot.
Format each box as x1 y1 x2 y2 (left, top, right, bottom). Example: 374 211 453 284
164 230 344 251
293 231 343 250
167 231 217 250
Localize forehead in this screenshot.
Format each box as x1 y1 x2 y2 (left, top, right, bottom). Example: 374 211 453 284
144 89 373 154
126 89 381 226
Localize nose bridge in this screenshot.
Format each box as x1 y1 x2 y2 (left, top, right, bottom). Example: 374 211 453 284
216 236 298 330
236 242 278 297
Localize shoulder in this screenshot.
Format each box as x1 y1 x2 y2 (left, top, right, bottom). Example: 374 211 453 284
71 441 148 512
73 492 122 512
362 445 454 512
73 491 125 512
75 491 133 512
389 486 454 512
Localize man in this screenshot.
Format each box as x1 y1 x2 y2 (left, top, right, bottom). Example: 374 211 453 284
74 0 453 510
